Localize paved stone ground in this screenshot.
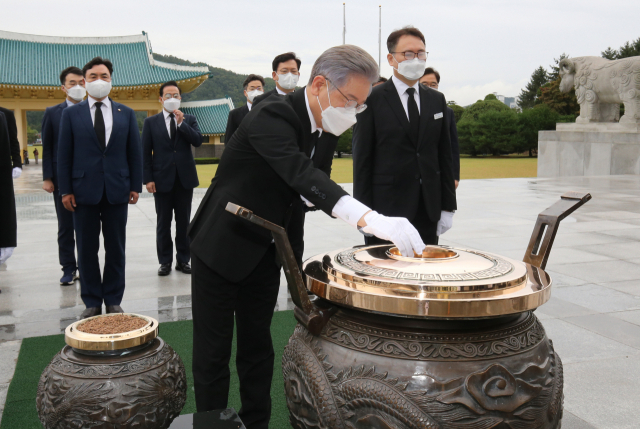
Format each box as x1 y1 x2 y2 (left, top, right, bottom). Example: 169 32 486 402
2 164 640 428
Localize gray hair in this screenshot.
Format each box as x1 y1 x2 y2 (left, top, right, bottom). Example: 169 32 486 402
308 45 379 88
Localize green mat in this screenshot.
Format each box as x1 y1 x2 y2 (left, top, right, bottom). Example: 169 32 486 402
0 311 297 429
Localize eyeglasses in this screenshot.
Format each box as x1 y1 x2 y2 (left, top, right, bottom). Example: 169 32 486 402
422 82 438 89
326 78 367 113
163 93 181 99
391 51 428 61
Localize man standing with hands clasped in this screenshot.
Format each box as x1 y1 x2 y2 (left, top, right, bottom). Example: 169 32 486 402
353 26 457 246
57 57 142 319
42 66 85 286
143 81 202 276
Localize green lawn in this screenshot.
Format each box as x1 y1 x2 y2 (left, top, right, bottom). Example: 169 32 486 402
196 156 537 187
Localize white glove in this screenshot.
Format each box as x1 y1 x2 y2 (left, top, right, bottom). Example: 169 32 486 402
301 195 314 208
0 247 15 264
436 211 454 236
12 167 22 179
361 211 425 257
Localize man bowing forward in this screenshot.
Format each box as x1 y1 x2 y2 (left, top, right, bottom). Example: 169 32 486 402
57 57 142 319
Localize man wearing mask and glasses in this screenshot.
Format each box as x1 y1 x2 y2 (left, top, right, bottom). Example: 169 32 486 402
252 52 301 106
225 74 265 144
41 66 86 286
188 45 426 429
57 57 142 319
353 26 457 247
143 81 202 276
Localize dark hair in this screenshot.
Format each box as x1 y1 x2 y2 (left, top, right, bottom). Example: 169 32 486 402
243 74 265 90
272 52 301 72
387 26 426 52
59 66 83 85
82 57 113 77
377 76 388 83
159 81 181 96
423 67 440 83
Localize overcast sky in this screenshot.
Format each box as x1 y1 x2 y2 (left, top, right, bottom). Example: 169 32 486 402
6 0 640 105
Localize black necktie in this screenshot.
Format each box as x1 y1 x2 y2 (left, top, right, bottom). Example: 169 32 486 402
94 102 106 151
406 87 420 145
169 113 176 142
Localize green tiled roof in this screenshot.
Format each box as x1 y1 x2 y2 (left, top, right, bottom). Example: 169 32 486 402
181 99 235 136
0 31 210 88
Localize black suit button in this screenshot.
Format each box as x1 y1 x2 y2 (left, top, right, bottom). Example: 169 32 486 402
415 174 420 180
102 154 106 158
416 153 420 157
311 186 317 191
174 150 176 153
322 195 326 200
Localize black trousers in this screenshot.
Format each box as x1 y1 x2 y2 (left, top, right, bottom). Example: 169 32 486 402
53 180 77 275
154 174 193 265
365 193 439 246
191 246 280 429
73 190 128 308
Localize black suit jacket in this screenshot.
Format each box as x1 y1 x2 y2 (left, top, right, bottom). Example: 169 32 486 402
0 112 17 247
142 112 202 192
0 107 22 169
446 106 460 181
353 79 456 223
224 104 249 146
189 89 347 282
41 102 67 182
252 88 280 106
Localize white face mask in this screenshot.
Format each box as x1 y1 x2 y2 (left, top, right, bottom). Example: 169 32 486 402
163 98 181 112
66 85 86 101
393 57 426 81
85 79 112 99
316 81 358 136
246 89 264 102
277 72 299 90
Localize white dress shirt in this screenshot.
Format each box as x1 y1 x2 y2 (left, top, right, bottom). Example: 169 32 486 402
276 86 288 95
162 108 182 138
65 99 76 108
88 96 113 145
392 75 421 120
247 101 252 111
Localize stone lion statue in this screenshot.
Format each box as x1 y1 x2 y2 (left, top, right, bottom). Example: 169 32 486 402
559 56 640 124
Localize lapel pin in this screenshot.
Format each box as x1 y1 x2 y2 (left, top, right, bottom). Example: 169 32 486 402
118 108 121 112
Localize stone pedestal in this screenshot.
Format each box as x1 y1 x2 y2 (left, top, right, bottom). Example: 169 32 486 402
538 123 640 177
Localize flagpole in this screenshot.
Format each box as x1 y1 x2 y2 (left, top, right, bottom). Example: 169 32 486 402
378 5 382 71
343 3 346 45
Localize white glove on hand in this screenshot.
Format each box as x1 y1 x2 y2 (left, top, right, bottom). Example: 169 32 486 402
361 211 425 257
12 167 22 179
436 211 454 236
301 195 315 208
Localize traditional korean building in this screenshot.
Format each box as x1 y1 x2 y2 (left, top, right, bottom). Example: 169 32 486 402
0 30 211 154
181 98 234 157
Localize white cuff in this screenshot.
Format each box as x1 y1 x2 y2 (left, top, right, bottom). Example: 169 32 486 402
301 195 314 207
331 195 371 228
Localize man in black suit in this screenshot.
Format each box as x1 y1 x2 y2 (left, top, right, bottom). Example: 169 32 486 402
41 66 85 285
0 106 23 180
58 57 142 319
353 26 457 246
224 74 264 144
420 67 460 189
188 45 425 429
143 81 203 276
252 52 300 106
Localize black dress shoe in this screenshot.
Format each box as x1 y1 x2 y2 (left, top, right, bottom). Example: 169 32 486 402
106 305 124 314
175 262 191 274
80 306 102 319
158 263 171 276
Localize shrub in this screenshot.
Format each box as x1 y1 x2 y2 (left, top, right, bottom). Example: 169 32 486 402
195 157 220 165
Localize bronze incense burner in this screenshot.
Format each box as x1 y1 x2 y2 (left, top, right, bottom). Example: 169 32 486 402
36 314 187 429
227 191 591 429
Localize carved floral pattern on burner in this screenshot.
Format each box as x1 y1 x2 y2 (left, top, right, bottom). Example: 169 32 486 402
334 247 514 281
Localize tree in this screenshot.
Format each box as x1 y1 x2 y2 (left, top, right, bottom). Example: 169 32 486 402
516 105 560 157
458 99 510 156
537 78 579 116
547 53 569 81
27 125 38 144
601 47 618 60
517 66 548 109
335 127 352 157
484 93 497 101
473 110 520 155
601 37 640 59
449 104 465 123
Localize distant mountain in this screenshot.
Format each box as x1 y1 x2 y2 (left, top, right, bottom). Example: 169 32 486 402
153 53 276 107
